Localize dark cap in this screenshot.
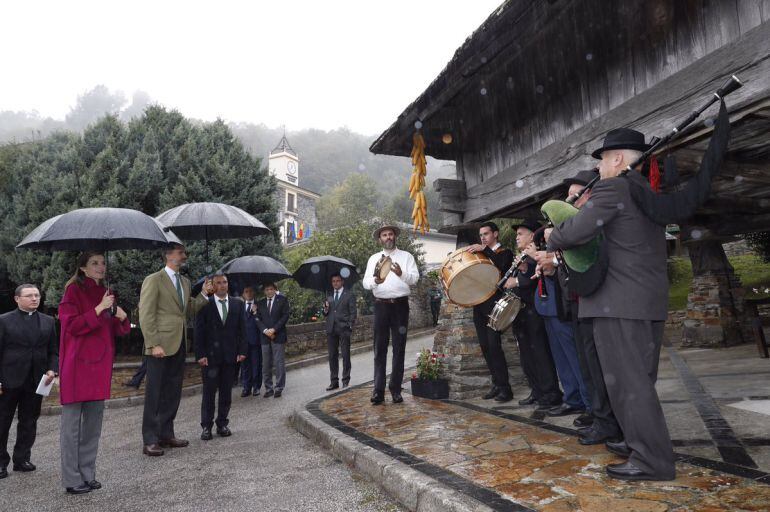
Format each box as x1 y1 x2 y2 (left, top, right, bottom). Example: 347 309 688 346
511 218 542 233
591 128 652 159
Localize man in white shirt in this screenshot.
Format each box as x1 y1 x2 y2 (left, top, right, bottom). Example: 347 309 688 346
363 225 419 405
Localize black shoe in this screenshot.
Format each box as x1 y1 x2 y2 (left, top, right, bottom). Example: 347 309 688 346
536 401 560 411
0 467 6 479
13 461 36 472
573 413 594 428
370 392 384 405
493 391 513 403
577 426 594 436
253 389 261 396
545 404 584 417
518 393 537 406
326 383 340 391
605 440 631 458
123 381 140 389
274 390 282 398
579 430 622 446
66 484 92 495
482 387 499 400
606 461 672 481
201 428 213 441
241 389 251 397
391 392 403 404
216 426 232 437
264 390 274 398
342 381 350 388
85 480 102 490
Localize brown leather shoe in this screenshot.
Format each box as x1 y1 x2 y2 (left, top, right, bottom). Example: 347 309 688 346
159 437 189 448
143 444 164 457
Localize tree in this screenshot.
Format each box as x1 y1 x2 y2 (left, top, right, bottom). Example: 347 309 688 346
0 107 281 317
281 220 425 324
315 173 382 230
384 183 441 229
64 85 127 132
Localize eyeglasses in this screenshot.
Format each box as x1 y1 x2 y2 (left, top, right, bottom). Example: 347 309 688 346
19 293 41 299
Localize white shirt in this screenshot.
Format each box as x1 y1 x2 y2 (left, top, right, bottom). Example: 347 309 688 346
331 287 344 301
215 295 229 322
244 299 254 312
490 242 501 251
164 266 185 307
363 247 419 299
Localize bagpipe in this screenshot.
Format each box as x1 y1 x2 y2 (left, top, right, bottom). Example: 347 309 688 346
540 74 743 297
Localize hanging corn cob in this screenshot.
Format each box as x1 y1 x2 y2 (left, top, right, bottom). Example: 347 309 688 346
409 132 429 234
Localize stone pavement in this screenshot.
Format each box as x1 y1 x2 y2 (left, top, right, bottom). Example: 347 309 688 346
1 332 434 511
295 341 770 511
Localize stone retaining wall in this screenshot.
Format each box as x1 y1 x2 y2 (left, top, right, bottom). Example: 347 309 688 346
286 315 374 357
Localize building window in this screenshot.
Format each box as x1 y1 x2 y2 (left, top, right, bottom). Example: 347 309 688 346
286 221 296 243
286 192 297 213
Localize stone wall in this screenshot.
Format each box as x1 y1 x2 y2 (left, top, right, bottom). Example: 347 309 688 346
432 301 522 400
285 315 373 358
723 239 755 258
409 278 433 330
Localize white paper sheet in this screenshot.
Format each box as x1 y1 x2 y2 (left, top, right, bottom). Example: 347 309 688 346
35 375 55 396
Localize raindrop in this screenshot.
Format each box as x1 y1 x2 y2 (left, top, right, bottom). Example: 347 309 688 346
515 180 524 189
207 368 219 379
586 200 594 209
585 53 593 61
480 88 487 96
616 202 625 210
358 163 366 171
311 264 321 274
596 219 604 227
691 229 702 240
604 373 616 386
506 77 514 90
602 306 610 313
535 85 544 94
704 117 715 128
398 326 407 335
734 175 744 183
481 56 487 64
414 120 423 129
340 267 351 278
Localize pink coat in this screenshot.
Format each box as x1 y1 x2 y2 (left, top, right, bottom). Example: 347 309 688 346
58 279 130 405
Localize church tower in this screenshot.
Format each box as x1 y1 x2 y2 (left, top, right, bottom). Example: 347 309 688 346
268 133 299 186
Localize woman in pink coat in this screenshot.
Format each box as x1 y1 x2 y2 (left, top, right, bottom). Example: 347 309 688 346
58 252 130 495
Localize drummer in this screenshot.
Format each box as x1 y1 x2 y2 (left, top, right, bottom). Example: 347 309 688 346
465 222 514 402
362 224 419 405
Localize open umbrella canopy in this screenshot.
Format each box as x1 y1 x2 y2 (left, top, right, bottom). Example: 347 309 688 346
17 207 181 252
155 202 271 240
192 255 291 294
293 255 360 294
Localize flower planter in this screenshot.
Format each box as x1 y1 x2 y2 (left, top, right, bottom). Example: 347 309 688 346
410 378 449 399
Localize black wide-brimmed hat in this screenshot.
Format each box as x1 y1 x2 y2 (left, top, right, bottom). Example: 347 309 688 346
563 169 599 187
511 218 542 233
591 128 652 159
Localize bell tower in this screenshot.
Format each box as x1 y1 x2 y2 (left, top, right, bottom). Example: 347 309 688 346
268 132 299 186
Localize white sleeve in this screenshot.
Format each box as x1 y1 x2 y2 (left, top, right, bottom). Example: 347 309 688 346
401 253 419 286
362 254 378 290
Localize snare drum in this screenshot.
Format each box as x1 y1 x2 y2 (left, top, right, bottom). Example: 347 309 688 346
439 248 500 307
487 292 523 332
374 254 392 281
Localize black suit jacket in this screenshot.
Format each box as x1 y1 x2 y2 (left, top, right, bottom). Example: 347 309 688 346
475 246 514 313
254 294 290 345
323 289 357 335
0 309 59 390
194 296 248 365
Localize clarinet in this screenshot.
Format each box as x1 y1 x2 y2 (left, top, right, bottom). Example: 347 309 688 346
496 253 531 290
567 74 743 205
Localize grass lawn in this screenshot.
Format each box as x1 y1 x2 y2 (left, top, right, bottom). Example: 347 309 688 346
668 254 770 310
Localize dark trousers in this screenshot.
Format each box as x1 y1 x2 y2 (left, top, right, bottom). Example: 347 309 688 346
373 298 409 395
573 314 620 436
0 386 42 467
142 342 186 445
593 318 675 478
542 316 589 410
511 307 562 405
241 343 263 392
127 357 147 387
430 300 441 326
201 363 235 429
473 301 511 393
328 331 352 384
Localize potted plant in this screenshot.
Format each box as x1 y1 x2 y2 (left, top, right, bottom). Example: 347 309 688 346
410 349 449 399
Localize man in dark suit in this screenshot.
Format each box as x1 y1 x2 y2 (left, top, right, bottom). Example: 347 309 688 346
548 128 675 481
322 274 357 391
240 286 262 397
464 222 515 402
194 274 247 440
0 284 58 479
255 283 290 398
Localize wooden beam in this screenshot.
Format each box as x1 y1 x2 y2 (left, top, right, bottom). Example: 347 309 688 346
434 179 467 214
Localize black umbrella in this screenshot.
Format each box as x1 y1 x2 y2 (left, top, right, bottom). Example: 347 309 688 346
292 255 360 294
155 202 272 270
192 255 291 295
17 207 181 251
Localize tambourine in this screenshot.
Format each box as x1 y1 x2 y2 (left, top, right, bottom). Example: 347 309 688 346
374 255 393 281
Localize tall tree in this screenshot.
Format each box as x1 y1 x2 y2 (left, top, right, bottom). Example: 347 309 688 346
315 173 381 230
